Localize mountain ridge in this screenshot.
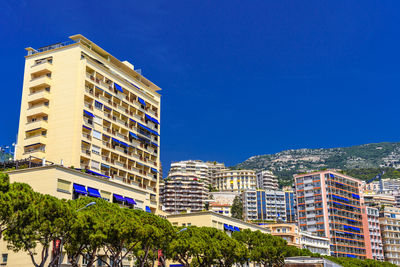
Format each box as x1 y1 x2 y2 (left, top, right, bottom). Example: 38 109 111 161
233 142 400 185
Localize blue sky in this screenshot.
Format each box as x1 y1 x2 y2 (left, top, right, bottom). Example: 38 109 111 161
1 1 399 175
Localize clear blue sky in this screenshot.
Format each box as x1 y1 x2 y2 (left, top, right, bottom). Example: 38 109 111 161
1 1 399 175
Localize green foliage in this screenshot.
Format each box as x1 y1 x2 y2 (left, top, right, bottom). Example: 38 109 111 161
324 256 397 267
231 196 243 220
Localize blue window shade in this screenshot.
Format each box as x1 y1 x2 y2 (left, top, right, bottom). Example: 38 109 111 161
104 105 112 111
391 213 396 218
129 118 137 124
86 169 110 179
114 83 123 93
138 97 146 106
329 173 335 178
234 226 240 232
82 125 92 131
95 101 103 109
113 194 125 203
125 197 137 205
129 132 138 139
101 163 110 169
138 123 159 136
87 187 101 198
352 194 360 199
112 138 121 144
145 206 151 213
84 110 94 117
224 224 229 231
73 184 87 195
218 210 223 213
151 142 159 147
145 114 160 124
151 168 158 173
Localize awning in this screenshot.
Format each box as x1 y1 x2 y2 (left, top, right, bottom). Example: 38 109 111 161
101 163 110 169
145 206 151 213
73 184 87 195
86 169 110 179
138 123 159 136
151 142 159 147
234 226 240 232
125 197 137 205
129 132 138 139
104 105 112 111
145 114 160 124
113 194 125 202
151 168 158 173
224 224 230 231
129 118 137 124
82 125 92 131
114 83 123 93
112 138 121 144
95 86 103 92
84 110 94 117
95 100 103 107
138 97 146 106
87 187 101 198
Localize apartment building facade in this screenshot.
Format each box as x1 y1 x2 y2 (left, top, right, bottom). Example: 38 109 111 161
294 170 367 259
162 172 208 214
379 206 400 265
300 231 330 255
256 170 278 190
263 223 301 248
16 35 161 212
284 188 297 223
363 207 384 261
242 189 286 222
214 169 256 192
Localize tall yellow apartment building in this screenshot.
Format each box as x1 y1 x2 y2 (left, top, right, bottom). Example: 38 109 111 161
15 34 161 213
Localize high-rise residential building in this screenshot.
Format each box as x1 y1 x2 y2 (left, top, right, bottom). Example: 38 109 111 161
363 193 396 208
162 172 208 214
242 189 286 222
379 206 400 265
168 160 225 187
15 35 161 211
214 169 256 192
256 170 278 190
362 207 384 261
284 188 297 223
294 170 367 259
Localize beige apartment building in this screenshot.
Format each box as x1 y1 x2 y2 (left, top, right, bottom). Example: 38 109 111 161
379 206 400 265
15 35 161 211
213 169 256 192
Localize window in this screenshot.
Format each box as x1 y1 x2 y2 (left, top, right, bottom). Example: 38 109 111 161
2 254 7 263
95 101 103 110
92 145 100 155
94 115 102 125
91 160 100 170
57 179 71 193
93 130 101 139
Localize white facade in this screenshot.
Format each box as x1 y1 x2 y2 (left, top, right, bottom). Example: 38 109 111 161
242 190 257 221
300 231 330 255
256 170 278 190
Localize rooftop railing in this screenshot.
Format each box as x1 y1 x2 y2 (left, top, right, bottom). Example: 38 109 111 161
28 40 77 56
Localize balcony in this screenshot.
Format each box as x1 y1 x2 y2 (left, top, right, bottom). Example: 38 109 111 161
25 135 47 145
24 144 46 157
29 75 51 88
27 90 50 103
26 120 48 132
31 61 52 74
26 104 49 117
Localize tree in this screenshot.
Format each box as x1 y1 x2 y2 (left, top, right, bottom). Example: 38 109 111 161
214 230 248 267
4 193 73 267
231 196 243 220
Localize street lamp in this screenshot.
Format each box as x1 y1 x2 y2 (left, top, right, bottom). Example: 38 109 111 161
57 202 96 266
176 227 187 234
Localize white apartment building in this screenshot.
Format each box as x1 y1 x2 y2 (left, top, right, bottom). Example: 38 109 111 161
300 231 330 256
242 190 257 221
366 207 384 261
242 189 286 222
256 170 278 190
214 169 256 192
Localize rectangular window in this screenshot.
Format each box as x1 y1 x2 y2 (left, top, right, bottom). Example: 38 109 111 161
95 101 103 110
94 115 102 125
2 254 8 263
91 160 100 170
57 179 71 192
93 130 101 139
92 145 101 155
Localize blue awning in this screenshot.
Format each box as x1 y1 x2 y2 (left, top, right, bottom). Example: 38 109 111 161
95 86 103 92
104 105 112 111
138 97 146 106
138 123 159 136
151 168 158 173
145 206 151 213
95 100 103 107
73 184 87 195
113 194 125 202
129 131 138 139
234 226 240 232
224 224 230 230
219 210 223 213
87 187 101 198
101 163 110 169
151 142 159 147
129 118 137 124
145 114 160 124
229 225 235 231
125 197 137 205
85 169 110 178
114 83 123 93
84 110 94 117
82 125 92 131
